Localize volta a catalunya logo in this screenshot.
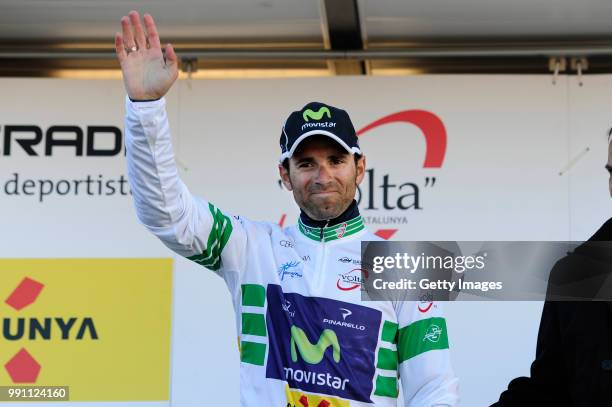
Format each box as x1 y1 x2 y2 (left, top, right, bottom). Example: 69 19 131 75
3 277 99 383
357 109 446 239
357 110 446 168
290 325 341 364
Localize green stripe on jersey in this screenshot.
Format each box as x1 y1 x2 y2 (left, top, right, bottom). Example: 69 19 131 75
187 202 233 271
297 216 365 242
398 317 449 362
380 320 398 343
240 341 266 366
374 375 398 398
241 284 266 307
241 313 267 337
376 348 398 370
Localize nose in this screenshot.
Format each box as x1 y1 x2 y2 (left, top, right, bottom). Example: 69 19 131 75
315 162 333 184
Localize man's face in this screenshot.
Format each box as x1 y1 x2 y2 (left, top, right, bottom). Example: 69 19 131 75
279 136 365 221
607 141 612 197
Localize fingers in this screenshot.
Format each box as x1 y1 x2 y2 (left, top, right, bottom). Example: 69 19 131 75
120 16 135 51
164 43 178 67
128 10 146 49
144 14 161 50
114 32 126 64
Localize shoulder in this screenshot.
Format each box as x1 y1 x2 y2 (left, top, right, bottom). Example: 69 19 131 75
589 217 612 241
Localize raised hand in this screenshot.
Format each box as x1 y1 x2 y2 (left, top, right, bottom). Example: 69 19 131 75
115 11 178 100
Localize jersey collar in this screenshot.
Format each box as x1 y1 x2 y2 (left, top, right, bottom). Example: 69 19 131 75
297 200 365 242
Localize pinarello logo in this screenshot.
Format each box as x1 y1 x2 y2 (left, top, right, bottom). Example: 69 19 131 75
336 268 367 291
4 277 44 383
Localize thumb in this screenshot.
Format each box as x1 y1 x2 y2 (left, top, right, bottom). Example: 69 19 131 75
164 43 178 67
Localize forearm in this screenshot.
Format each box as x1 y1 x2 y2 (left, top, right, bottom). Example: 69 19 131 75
124 96 197 253
396 301 459 406
401 355 459 407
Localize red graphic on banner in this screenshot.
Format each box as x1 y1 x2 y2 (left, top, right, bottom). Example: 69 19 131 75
374 229 397 240
357 110 447 168
5 277 44 311
4 277 44 383
4 348 41 383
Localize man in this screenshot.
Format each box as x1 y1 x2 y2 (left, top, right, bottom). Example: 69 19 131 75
115 11 459 406
492 134 612 406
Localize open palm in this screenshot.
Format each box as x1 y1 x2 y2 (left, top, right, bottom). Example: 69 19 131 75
115 11 178 100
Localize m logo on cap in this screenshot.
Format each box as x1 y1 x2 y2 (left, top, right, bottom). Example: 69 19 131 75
303 107 331 122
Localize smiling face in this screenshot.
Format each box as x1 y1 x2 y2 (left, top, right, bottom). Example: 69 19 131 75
279 135 365 221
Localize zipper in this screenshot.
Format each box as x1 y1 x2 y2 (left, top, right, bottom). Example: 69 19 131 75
319 220 329 242
314 220 330 291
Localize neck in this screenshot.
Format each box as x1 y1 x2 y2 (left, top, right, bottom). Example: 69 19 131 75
299 200 360 228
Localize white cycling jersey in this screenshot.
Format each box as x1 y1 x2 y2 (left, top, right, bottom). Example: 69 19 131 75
124 97 459 407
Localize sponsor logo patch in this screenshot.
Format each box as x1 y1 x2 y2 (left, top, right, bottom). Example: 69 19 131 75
423 324 443 343
336 269 366 291
278 261 302 281
266 284 381 402
418 293 434 313
280 240 295 248
285 385 349 407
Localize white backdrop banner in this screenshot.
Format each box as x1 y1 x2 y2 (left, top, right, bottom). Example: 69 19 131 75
1 75 610 406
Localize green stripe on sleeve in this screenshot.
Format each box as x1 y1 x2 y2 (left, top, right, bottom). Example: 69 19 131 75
187 202 233 271
241 313 267 337
211 204 233 253
241 284 266 307
374 375 398 398
398 317 449 362
240 341 266 366
376 348 398 370
380 320 398 343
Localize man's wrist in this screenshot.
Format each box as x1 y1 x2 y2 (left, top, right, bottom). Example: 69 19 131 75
129 96 161 102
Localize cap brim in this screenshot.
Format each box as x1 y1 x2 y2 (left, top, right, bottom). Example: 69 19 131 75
278 130 361 163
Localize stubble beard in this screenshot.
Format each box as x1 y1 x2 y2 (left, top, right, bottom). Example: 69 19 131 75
302 196 349 221
296 180 357 221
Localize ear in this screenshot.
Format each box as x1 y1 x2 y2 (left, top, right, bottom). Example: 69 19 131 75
355 154 366 185
278 163 293 191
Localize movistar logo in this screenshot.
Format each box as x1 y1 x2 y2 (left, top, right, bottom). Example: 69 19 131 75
303 107 331 122
290 325 340 364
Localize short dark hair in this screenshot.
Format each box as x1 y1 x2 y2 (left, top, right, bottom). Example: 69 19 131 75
282 154 362 174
